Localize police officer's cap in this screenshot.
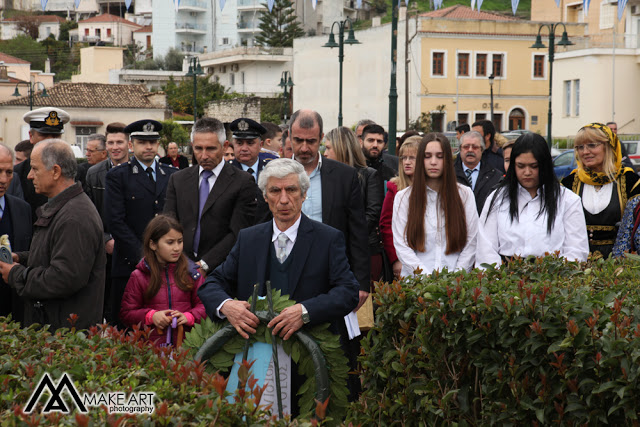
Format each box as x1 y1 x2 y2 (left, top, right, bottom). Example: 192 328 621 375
23 107 70 135
125 119 162 141
230 118 266 140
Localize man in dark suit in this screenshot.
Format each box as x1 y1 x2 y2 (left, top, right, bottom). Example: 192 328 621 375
14 107 70 221
164 117 257 275
290 109 369 399
198 158 359 415
454 131 502 214
76 134 107 188
159 142 190 169
105 119 178 326
0 145 31 322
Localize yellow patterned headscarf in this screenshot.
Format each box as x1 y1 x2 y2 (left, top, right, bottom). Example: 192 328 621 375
574 123 632 186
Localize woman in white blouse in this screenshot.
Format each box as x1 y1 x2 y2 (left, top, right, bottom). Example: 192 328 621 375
477 133 589 267
392 133 479 276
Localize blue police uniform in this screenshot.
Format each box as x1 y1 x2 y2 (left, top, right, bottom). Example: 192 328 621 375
104 119 178 325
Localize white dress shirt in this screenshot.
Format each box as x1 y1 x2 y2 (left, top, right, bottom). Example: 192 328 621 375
199 160 225 193
392 183 479 277
476 185 589 267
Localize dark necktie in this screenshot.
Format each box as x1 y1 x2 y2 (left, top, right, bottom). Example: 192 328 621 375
247 167 255 176
193 170 214 253
146 166 155 183
465 168 476 189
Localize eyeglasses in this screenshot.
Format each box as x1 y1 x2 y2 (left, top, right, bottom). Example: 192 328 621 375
461 144 482 151
85 148 105 153
401 156 416 162
574 142 604 152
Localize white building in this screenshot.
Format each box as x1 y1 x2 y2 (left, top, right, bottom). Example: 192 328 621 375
78 13 141 45
0 15 65 41
199 46 292 96
152 0 213 58
292 12 419 132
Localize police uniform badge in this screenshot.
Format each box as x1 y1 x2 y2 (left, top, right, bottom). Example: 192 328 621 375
45 111 60 127
143 122 155 133
238 120 249 131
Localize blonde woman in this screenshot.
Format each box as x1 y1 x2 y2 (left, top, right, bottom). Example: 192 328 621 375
325 127 385 281
561 123 640 258
379 136 421 278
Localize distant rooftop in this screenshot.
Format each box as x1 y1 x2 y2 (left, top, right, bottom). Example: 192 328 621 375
0 52 30 65
421 4 519 21
79 13 142 27
134 25 152 33
0 82 164 109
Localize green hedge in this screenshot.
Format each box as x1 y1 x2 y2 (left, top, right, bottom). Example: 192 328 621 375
348 255 640 425
0 320 318 425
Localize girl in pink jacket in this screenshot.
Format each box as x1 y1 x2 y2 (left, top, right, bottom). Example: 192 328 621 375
120 215 206 346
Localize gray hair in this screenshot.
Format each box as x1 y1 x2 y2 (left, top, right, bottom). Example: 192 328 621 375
87 134 106 151
258 158 310 197
0 144 15 163
35 139 77 180
356 119 376 129
460 131 485 152
289 109 323 138
191 117 227 147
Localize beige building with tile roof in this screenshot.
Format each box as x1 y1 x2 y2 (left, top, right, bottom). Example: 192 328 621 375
417 5 586 134
0 82 168 151
78 13 142 46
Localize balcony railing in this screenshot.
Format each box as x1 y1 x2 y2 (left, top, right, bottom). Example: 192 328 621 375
175 23 207 31
178 0 207 8
238 21 259 30
563 34 640 51
237 0 267 7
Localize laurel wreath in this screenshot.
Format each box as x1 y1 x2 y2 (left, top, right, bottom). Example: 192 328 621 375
183 290 350 420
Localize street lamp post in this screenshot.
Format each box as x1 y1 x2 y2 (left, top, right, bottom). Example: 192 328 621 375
185 56 204 122
12 81 49 111
531 23 574 148
488 74 495 126
278 71 294 123
387 0 399 156
323 18 360 127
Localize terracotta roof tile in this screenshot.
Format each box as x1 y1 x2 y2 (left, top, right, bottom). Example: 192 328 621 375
0 82 164 109
421 4 519 21
0 52 30 64
134 25 152 33
79 13 141 27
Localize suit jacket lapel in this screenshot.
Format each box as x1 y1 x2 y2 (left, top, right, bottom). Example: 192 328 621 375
155 165 170 197
287 215 313 297
256 222 272 295
184 166 200 218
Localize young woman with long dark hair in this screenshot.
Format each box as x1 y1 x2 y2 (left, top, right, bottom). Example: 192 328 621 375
392 133 479 276
477 133 589 266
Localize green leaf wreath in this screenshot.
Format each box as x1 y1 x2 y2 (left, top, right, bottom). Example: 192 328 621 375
183 290 350 420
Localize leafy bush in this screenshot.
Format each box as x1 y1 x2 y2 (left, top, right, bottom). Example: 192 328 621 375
348 255 640 425
0 319 314 425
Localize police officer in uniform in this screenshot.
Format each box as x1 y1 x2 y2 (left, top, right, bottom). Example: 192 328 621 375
14 107 71 221
227 118 272 224
104 119 178 326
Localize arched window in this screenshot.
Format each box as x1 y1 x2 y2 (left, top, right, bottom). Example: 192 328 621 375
509 108 525 130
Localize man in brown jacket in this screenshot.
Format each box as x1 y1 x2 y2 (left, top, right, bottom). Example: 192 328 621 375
0 139 105 330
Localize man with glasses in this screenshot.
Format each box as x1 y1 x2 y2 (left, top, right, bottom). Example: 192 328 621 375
454 131 502 214
77 134 108 188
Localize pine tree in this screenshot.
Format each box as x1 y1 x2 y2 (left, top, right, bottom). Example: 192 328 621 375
254 0 305 48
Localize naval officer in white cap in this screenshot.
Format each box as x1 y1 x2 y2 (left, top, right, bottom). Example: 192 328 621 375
14 107 71 222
